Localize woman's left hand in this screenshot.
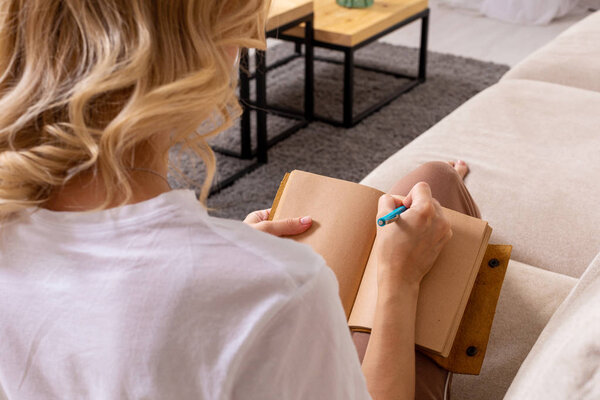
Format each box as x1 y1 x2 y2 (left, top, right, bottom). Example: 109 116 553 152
244 209 312 237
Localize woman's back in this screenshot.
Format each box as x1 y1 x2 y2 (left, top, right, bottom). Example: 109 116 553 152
0 1 457 398
0 190 368 399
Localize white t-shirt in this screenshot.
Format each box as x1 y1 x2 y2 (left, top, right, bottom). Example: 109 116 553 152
0 190 370 400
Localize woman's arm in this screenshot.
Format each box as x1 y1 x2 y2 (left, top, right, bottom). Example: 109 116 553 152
228 267 371 400
362 183 452 399
362 281 420 399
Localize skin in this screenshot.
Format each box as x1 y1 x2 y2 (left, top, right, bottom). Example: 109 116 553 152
44 140 171 212
43 41 462 400
362 184 452 399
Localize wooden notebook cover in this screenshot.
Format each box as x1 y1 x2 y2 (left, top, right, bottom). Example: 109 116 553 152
421 244 512 374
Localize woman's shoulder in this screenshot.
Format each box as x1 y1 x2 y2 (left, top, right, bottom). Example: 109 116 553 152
137 190 334 293
196 212 332 290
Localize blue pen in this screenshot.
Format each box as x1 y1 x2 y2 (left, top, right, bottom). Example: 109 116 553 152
377 205 408 226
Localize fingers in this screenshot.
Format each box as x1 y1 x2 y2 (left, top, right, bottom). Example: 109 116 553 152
244 208 313 237
443 228 453 244
431 198 452 250
377 194 396 219
403 182 432 209
400 183 434 226
243 209 271 224
402 183 452 246
434 228 454 254
377 194 404 219
256 216 312 237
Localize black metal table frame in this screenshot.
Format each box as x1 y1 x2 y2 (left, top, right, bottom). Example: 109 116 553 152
210 13 314 196
274 8 430 128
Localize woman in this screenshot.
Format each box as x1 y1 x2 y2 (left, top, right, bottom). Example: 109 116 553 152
0 1 479 399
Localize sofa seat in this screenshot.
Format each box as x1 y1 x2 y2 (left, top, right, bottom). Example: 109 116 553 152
361 79 600 278
452 260 577 400
502 11 600 92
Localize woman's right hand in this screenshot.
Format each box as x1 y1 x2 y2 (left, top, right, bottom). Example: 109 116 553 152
374 182 453 294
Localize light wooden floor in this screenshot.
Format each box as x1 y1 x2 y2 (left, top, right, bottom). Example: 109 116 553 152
380 1 595 66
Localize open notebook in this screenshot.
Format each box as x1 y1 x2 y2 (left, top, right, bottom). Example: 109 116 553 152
269 170 492 357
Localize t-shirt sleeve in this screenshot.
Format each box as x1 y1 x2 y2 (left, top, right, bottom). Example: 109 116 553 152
226 267 372 400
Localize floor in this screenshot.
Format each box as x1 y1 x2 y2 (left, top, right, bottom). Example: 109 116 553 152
379 1 595 67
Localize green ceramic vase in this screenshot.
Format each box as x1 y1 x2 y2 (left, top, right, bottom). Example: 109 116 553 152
336 0 374 8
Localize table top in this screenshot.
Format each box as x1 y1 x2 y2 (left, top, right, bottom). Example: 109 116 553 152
267 0 314 32
285 0 428 47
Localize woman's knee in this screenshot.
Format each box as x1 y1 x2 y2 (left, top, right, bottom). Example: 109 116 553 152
413 161 461 189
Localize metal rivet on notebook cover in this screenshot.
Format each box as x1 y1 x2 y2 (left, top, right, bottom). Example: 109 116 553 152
466 346 478 357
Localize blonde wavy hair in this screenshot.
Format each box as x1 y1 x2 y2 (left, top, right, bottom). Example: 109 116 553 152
0 0 268 217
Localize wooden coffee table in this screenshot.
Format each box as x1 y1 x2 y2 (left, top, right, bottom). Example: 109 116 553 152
267 0 313 32
281 0 430 128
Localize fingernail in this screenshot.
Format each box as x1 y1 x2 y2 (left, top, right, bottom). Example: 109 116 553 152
300 216 312 225
457 160 465 165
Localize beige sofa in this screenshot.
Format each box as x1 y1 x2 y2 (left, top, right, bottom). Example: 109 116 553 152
360 11 600 400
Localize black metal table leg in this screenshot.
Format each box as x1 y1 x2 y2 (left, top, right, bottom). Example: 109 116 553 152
305 17 315 121
255 50 268 164
277 8 430 128
239 49 252 158
209 14 315 197
343 48 355 128
418 10 429 82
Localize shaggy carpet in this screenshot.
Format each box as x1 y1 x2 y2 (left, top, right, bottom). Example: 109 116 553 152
168 42 508 220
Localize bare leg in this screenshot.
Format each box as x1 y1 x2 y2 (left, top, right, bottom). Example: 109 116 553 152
388 161 480 218
353 161 481 400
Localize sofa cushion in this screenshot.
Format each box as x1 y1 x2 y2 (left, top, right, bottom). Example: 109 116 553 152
361 79 600 278
451 260 577 400
502 11 600 92
504 252 600 399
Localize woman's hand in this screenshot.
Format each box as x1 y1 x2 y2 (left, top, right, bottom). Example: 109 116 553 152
363 182 453 400
374 182 453 293
244 209 312 237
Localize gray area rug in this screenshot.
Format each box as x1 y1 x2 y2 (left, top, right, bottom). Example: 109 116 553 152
168 42 508 220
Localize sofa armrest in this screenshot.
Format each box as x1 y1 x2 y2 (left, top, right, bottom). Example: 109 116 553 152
502 11 600 93
504 252 600 399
